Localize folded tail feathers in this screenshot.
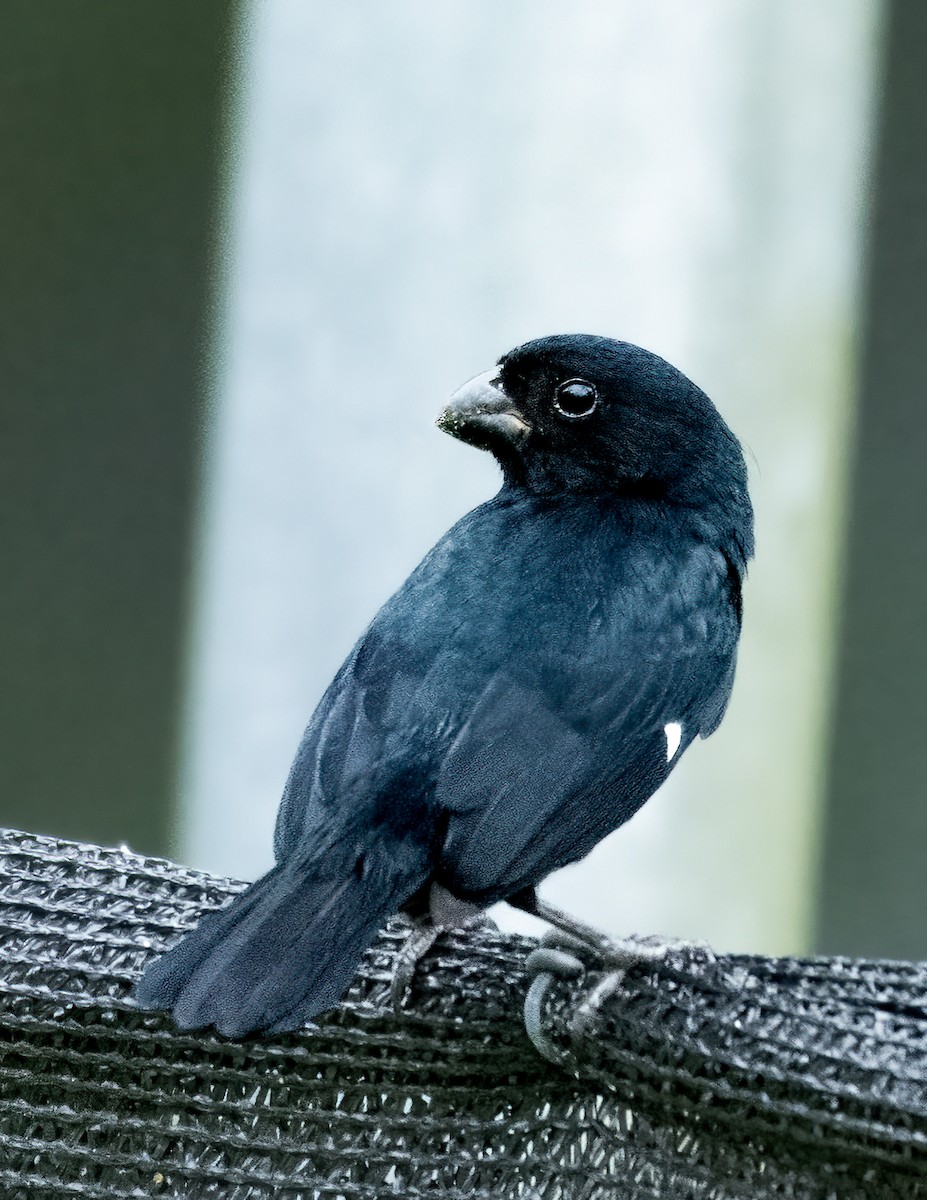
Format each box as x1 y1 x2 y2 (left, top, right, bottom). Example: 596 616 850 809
134 838 429 1037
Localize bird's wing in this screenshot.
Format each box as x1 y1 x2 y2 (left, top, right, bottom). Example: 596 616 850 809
272 647 408 861
272 614 481 860
433 542 740 900
275 525 739 902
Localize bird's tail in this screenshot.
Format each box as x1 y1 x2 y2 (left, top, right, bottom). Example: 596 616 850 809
134 830 431 1037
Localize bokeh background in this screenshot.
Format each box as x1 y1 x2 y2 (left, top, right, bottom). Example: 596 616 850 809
3 0 925 959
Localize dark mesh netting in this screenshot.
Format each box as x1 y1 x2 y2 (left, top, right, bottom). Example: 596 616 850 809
0 826 925 1198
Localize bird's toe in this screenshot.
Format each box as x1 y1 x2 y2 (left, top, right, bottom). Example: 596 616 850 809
389 921 442 1014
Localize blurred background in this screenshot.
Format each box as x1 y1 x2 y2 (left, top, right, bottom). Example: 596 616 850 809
2 0 925 959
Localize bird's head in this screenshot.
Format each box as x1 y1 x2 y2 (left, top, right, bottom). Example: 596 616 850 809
439 334 753 562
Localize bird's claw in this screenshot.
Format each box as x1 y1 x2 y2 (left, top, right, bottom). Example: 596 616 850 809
524 926 708 1063
390 922 442 1013
389 897 496 1015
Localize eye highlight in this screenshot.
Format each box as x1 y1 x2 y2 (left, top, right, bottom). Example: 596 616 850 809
553 378 598 419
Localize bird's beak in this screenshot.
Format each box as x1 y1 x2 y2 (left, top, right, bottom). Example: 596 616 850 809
437 370 532 450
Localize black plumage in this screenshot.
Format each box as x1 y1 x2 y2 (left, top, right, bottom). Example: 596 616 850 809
135 334 754 1037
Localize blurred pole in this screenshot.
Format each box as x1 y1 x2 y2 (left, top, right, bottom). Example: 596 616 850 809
0 3 240 854
815 0 927 959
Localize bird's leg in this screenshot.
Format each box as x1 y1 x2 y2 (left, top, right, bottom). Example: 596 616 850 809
389 921 442 1012
389 883 492 1013
509 888 708 1057
509 886 688 965
509 888 626 959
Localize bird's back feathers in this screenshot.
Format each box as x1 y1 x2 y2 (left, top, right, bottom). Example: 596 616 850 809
275 496 741 903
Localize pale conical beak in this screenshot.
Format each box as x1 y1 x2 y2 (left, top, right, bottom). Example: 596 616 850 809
437 369 532 450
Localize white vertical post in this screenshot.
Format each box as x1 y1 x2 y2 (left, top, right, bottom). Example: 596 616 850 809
181 1 882 956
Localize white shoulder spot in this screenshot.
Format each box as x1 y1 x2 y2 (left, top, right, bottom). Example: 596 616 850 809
664 721 682 762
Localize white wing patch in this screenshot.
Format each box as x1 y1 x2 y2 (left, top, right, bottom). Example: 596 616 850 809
664 721 682 762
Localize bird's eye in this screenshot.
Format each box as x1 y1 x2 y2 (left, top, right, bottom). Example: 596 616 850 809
553 379 598 419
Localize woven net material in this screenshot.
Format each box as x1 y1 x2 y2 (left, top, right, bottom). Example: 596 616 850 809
0 827 925 1198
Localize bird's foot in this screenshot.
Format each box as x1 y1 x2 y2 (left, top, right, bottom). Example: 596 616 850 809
389 883 493 1014
390 920 443 1013
520 898 712 1062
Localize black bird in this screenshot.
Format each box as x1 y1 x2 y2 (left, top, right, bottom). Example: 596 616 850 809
135 334 754 1037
